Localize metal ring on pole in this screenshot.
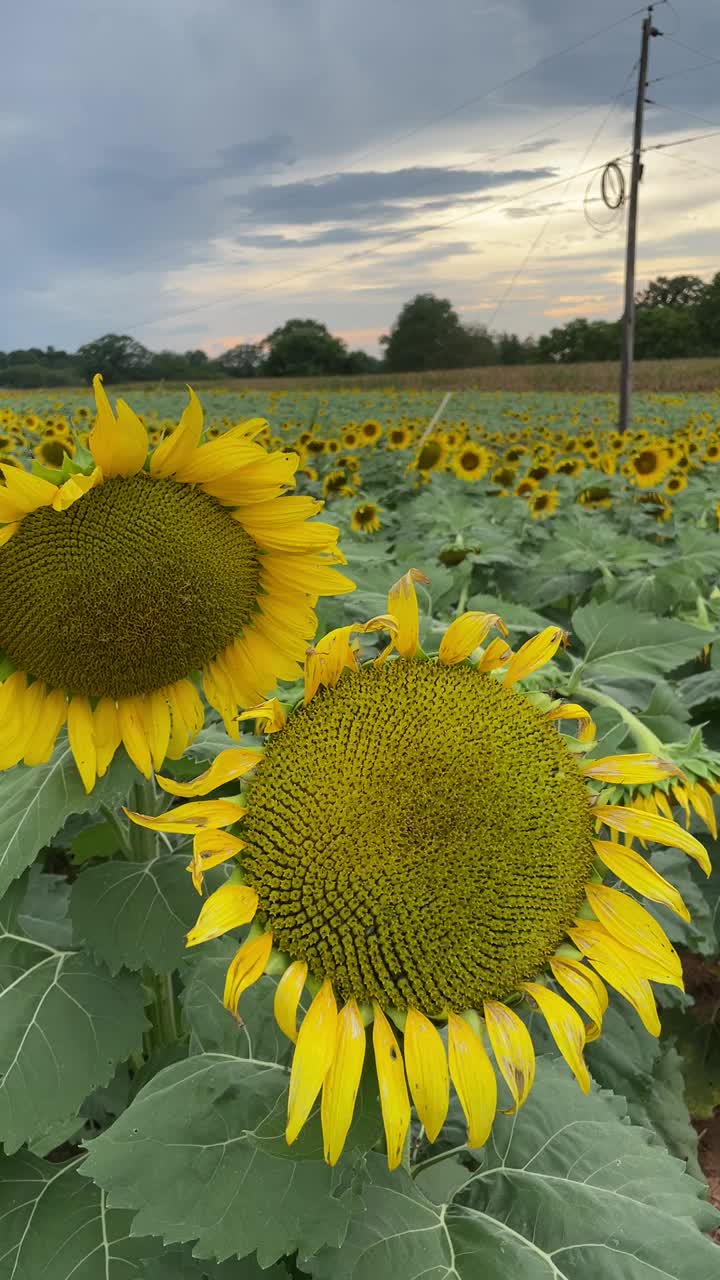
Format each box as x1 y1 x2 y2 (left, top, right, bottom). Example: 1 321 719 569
600 160 625 209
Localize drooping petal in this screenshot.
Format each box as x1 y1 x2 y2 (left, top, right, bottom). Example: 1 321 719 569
149 386 204 478
438 612 507 666
187 829 245 894
592 839 690 922
569 921 661 1036
386 569 429 659
94 697 122 777
186 883 258 947
1 465 59 514
403 1008 449 1142
117 696 153 778
544 701 596 742
223 931 273 1014
584 883 684 989
52 467 103 512
67 695 97 793
483 1000 535 1113
237 697 287 734
286 978 338 1144
23 687 67 766
372 1002 411 1170
549 956 608 1042
143 689 172 772
447 1011 497 1148
503 626 565 686
475 637 513 673
321 998 366 1165
522 982 590 1092
687 781 718 839
125 798 245 835
594 805 711 875
583 754 682 785
273 959 308 1043
156 746 263 798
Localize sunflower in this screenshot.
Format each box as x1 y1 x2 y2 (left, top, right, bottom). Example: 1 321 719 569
514 477 538 499
350 502 382 534
34 438 75 468
527 462 553 482
530 488 559 519
554 457 584 478
127 571 708 1171
360 419 383 445
0 377 353 790
451 445 492 482
636 491 672 523
628 446 675 489
413 438 447 473
665 474 687 496
577 485 612 511
322 469 356 500
386 426 413 451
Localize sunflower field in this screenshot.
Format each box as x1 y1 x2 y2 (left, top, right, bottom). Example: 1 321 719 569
1 379 720 1279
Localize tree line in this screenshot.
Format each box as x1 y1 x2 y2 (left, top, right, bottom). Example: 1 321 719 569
2 272 719 387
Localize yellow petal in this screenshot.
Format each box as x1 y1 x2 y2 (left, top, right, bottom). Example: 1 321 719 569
156 746 263 797
125 798 245 835
186 883 258 947
67 695 97 793
286 978 338 1144
594 805 711 875
223 931 273 1014
23 687 67 766
273 959 308 1043
321 998 366 1165
503 626 565 686
1 466 58 512
187 829 245 894
52 467 103 511
447 1011 497 1148
545 702 596 742
149 387 204 478
522 983 590 1092
569 921 661 1036
475 636 513 673
403 1008 449 1142
93 697 122 778
117 697 153 778
372 1002 410 1170
90 375 148 476
386 569 429 659
549 957 608 1042
687 782 718 839
0 522 18 547
584 883 684 989
592 839 690 922
483 1000 535 1113
583 753 682 785
237 697 287 734
439 611 507 666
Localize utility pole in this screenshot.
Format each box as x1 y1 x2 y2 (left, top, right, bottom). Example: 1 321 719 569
618 8 658 430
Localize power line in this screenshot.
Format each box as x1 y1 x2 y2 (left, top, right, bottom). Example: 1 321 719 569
648 100 720 131
661 32 720 63
642 126 720 152
648 56 720 85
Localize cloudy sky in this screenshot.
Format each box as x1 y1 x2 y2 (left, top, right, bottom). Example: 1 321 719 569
3 0 720 355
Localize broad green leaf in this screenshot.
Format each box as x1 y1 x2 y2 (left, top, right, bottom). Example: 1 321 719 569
572 602 710 678
0 1151 162 1279
0 739 137 898
70 854 199 974
141 1243 288 1278
181 941 292 1064
586 997 701 1177
0 875 146 1152
81 1050 375 1268
678 669 720 709
68 821 121 866
466 592 551 634
636 678 693 739
308 1057 719 1279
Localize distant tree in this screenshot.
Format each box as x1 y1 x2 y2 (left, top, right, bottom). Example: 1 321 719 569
260 319 349 377
634 307 701 360
535 318 620 363
76 334 152 383
382 294 490 371
635 274 706 309
697 271 720 351
344 349 383 374
215 343 264 378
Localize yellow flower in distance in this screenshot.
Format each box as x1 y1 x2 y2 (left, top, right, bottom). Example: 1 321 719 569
350 502 382 534
0 376 353 790
127 571 708 1170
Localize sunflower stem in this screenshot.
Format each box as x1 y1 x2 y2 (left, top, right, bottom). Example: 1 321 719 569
572 683 666 756
99 804 133 857
142 968 179 1051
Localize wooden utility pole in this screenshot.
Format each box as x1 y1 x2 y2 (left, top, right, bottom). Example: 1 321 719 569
618 8 658 430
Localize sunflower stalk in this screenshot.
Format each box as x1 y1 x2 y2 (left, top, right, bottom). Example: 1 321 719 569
571 683 667 757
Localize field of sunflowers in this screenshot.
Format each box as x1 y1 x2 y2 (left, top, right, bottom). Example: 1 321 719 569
0 379 719 1279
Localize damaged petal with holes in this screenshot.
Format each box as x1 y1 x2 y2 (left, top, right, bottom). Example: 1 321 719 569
125 570 709 1170
0 375 353 790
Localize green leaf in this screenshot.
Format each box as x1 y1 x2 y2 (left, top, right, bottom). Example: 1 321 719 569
0 739 137 898
466 592 552 634
586 997 701 1177
0 875 146 1152
0 1151 163 1279
572 602 711 679
181 941 292 1063
68 821 121 866
141 1243 288 1278
308 1057 719 1279
81 1050 373 1268
679 669 720 709
70 854 199 974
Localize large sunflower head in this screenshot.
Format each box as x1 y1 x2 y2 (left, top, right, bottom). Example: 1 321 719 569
0 376 353 790
128 571 708 1171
